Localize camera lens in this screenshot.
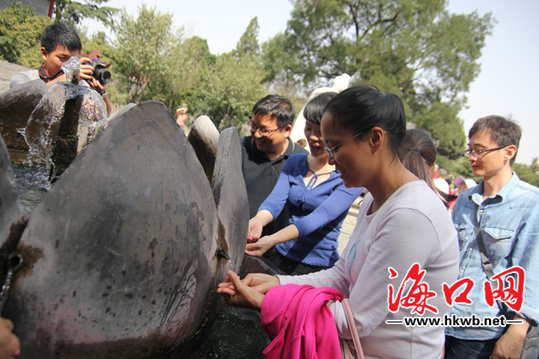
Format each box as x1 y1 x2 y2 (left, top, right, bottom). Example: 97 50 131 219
91 59 112 85
94 67 111 85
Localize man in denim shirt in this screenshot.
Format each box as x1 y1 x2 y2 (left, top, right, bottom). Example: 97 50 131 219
445 116 539 359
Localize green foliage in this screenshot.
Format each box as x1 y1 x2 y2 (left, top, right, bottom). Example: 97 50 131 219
262 0 495 158
53 0 119 26
436 156 539 188
261 32 301 84
234 17 260 58
0 2 51 67
412 101 466 159
184 19 268 130
189 52 267 130
436 155 476 180
80 30 113 63
110 5 205 109
513 158 539 187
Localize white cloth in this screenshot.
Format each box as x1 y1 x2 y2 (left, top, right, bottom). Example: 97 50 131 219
10 69 39 89
433 177 450 195
290 73 351 144
464 179 477 188
279 181 459 359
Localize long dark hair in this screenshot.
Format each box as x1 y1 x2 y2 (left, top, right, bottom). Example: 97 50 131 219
399 129 447 204
324 85 406 156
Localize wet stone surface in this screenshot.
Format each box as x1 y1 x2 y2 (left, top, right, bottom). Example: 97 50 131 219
10 165 270 359
195 305 269 359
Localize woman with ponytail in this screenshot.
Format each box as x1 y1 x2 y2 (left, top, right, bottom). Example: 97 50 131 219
399 128 448 205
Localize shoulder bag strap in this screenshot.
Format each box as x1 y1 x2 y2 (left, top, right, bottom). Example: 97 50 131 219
341 298 365 359
474 205 504 311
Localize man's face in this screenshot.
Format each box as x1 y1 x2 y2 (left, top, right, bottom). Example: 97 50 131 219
468 130 513 179
250 114 291 154
41 45 80 76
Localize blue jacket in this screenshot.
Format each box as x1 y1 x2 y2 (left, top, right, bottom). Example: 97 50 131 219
446 173 539 340
259 154 363 267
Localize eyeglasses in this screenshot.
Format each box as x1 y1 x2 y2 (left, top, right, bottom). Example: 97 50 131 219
247 121 282 136
324 131 365 158
462 145 508 158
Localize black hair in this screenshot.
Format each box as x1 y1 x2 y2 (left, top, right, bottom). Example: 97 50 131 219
400 129 437 168
324 85 406 155
41 23 82 53
303 92 336 125
469 115 521 166
252 95 295 128
399 129 443 200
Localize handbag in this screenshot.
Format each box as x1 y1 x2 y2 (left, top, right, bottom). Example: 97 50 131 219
339 298 365 359
474 209 539 359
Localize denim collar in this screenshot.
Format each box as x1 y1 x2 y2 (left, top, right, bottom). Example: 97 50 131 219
469 172 520 206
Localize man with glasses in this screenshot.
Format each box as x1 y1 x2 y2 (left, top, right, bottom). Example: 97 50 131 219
445 116 539 359
240 95 307 239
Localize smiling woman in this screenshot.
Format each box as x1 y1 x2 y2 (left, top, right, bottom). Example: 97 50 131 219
218 85 460 359
245 92 364 275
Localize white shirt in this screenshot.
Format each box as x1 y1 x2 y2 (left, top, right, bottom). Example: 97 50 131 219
279 181 459 359
10 69 40 89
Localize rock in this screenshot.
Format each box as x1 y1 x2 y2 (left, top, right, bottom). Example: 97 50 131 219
187 116 219 183
4 101 247 358
0 80 48 152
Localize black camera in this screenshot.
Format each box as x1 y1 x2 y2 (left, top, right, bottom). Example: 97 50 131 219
84 59 111 85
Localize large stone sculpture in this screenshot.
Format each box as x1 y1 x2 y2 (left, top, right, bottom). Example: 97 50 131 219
0 100 249 358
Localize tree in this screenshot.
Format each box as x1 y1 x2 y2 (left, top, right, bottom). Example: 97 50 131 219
262 0 495 158
234 17 260 58
185 19 267 131
111 5 205 108
53 0 119 26
80 30 113 62
190 52 267 130
513 158 539 187
0 2 51 68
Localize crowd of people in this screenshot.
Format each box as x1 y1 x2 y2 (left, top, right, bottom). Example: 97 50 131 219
4 22 539 359
219 86 539 359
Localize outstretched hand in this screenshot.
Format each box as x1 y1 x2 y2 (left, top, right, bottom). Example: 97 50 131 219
247 218 264 243
217 270 265 311
245 236 274 257
241 273 280 294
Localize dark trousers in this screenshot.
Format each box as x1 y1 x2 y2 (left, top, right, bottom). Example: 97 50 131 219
445 335 498 359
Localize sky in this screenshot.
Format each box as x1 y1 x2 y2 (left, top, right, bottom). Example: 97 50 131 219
83 0 538 166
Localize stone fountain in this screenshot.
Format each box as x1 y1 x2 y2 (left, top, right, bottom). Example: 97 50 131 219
0 71 252 358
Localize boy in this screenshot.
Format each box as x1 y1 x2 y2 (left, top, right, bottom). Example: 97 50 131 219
10 23 111 116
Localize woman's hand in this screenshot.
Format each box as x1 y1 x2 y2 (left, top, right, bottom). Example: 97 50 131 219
241 273 280 294
245 236 275 257
218 272 280 297
0 318 20 359
247 218 264 243
217 271 265 311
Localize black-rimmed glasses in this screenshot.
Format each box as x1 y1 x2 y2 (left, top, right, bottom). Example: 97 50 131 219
462 145 508 158
247 121 282 136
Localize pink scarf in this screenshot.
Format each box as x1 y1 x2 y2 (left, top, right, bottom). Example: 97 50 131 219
261 284 344 359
